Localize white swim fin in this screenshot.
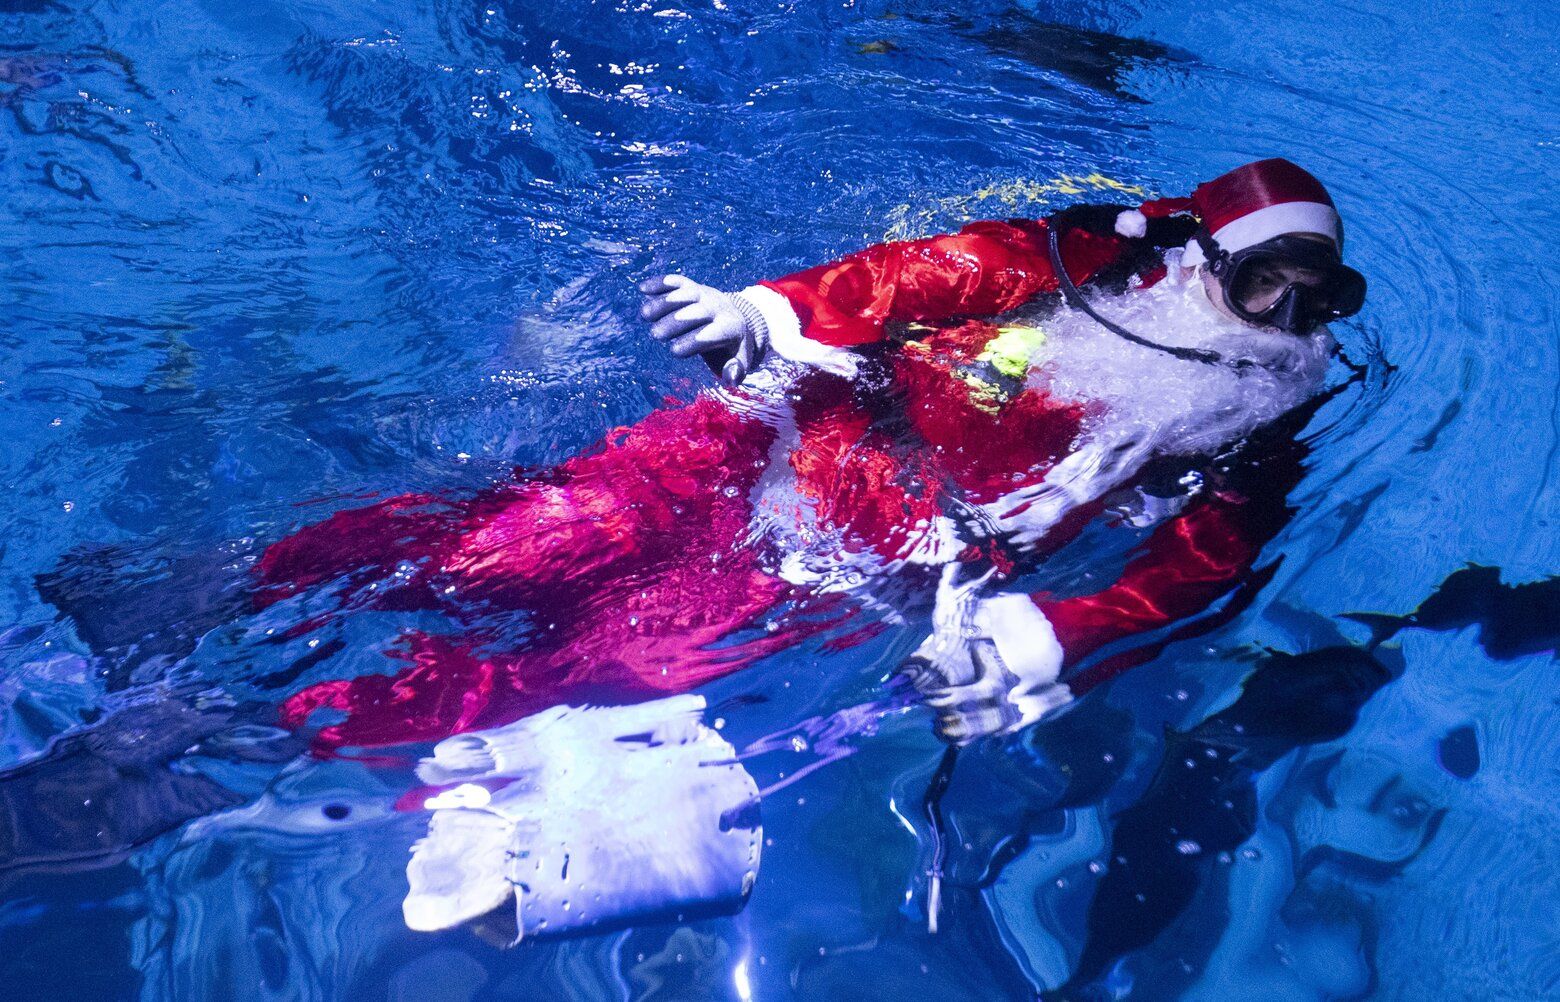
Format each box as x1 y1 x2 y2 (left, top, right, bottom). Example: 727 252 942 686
403 694 761 944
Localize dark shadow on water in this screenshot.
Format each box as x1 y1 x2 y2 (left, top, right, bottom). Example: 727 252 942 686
1048 645 1398 999
1040 565 1560 998
1346 563 1560 661
0 699 298 879
899 10 1194 103
34 540 257 691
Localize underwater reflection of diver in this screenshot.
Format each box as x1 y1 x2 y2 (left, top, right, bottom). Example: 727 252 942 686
1033 565 1560 998
0 697 298 878
1045 645 1398 999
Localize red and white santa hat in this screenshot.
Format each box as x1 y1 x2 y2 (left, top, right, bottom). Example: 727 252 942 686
1113 158 1343 266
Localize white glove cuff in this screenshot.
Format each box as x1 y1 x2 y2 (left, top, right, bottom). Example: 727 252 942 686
726 292 771 350
736 285 859 378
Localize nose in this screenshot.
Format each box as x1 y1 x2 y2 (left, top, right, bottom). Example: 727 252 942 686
1266 285 1314 334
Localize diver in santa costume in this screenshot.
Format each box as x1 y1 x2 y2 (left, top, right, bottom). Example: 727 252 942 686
266 157 1366 751
26 158 1366 944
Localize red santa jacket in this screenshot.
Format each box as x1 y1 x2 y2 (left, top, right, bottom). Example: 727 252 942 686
736 204 1315 678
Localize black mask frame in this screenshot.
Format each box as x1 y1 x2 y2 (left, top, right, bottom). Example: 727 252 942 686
1195 231 1367 334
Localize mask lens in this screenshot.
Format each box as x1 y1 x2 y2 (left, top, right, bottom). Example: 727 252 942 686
1266 285 1312 334
1228 258 1294 314
1322 266 1367 318
1224 247 1366 330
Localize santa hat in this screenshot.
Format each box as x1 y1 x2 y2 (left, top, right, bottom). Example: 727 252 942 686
1112 158 1343 266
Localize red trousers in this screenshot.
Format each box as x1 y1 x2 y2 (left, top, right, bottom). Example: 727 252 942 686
259 395 850 751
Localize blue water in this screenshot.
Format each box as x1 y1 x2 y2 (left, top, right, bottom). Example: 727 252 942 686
2 0 1558 999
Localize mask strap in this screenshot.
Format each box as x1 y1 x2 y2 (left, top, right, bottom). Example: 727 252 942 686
1194 229 1229 274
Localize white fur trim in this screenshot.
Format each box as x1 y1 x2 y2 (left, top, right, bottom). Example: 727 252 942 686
1182 200 1341 266
735 285 858 378
1114 209 1148 239
973 593 1065 688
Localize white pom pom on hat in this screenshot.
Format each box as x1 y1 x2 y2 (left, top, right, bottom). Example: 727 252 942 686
1113 209 1148 238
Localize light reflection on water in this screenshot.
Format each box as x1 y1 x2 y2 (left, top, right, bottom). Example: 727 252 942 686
0 0 1556 999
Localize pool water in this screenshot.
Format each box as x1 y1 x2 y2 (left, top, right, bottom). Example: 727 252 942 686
2 1 1557 999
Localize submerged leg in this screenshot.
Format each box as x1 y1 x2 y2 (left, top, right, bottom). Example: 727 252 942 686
281 544 834 752
273 395 841 750
0 698 299 877
36 540 260 687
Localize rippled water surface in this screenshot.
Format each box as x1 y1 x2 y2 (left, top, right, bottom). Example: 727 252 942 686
2 1 1557 999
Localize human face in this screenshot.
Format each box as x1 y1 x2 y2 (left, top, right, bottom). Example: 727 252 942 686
1199 264 1246 323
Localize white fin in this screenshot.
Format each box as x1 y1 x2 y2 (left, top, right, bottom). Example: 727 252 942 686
404 695 762 940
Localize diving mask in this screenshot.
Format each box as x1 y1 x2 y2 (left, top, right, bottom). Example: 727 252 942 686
1197 232 1366 334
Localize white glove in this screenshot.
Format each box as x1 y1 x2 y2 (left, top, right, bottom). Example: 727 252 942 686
981 440 1152 550
899 567 1072 744
638 274 770 387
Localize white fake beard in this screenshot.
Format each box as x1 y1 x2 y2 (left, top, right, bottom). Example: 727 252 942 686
1024 273 1336 458
740 272 1336 579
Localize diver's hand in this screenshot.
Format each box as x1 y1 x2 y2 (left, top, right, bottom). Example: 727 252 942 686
980 442 1138 551
638 274 770 387
983 482 1074 551
898 575 1070 744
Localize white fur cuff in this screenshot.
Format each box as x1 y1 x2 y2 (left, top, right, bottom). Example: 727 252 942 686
973 593 1065 688
736 284 858 379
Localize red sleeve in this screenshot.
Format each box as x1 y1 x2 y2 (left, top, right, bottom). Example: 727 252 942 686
759 219 1128 348
1033 488 1283 671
